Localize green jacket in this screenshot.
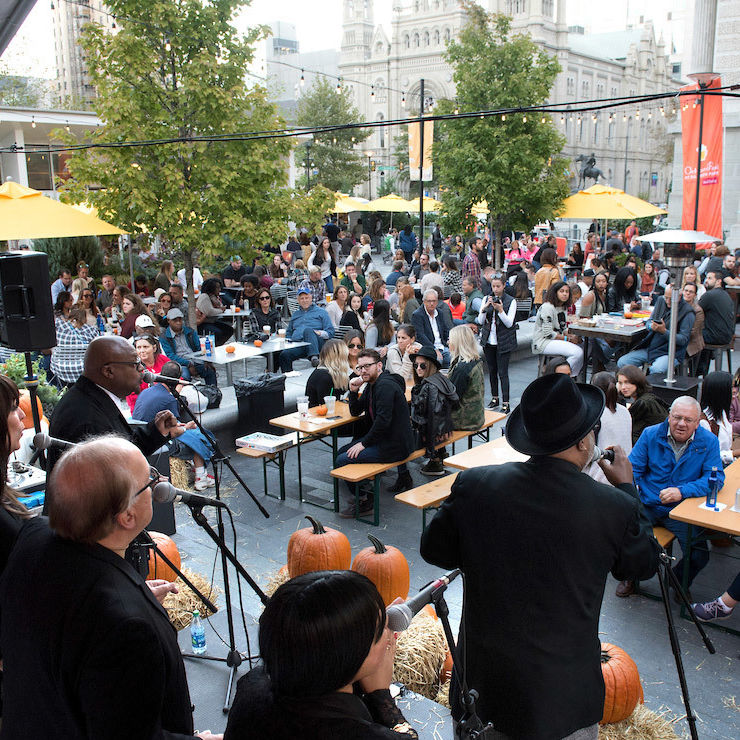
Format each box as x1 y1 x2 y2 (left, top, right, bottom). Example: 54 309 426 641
462 289 484 324
449 358 485 431
341 273 367 295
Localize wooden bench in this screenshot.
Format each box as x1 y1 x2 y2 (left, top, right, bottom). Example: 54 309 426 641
395 473 458 529
236 440 298 501
331 430 477 526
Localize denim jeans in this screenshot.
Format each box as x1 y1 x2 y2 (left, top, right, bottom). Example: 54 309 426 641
278 330 325 371
335 441 408 505
617 348 674 375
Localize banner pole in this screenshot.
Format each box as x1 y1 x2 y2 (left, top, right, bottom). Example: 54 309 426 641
419 78 425 252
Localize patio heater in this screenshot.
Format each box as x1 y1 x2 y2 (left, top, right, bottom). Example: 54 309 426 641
661 242 695 384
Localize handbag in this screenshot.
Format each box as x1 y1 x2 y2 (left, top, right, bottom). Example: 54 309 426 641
197 383 222 409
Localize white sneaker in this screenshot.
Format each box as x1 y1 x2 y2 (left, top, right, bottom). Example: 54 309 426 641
194 476 209 491
204 474 216 488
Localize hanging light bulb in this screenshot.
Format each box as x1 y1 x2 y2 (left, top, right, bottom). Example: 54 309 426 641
522 114 527 122
31 117 36 128
592 114 597 122
541 115 546 124
336 78 342 93
165 38 171 52
401 92 406 107
300 70 305 87
370 85 375 100
501 114 506 121
454 106 459 115
623 113 627 122
635 108 640 119
659 105 665 116
648 111 652 120
65 120 70 132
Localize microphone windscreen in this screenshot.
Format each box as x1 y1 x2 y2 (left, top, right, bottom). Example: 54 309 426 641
152 482 175 504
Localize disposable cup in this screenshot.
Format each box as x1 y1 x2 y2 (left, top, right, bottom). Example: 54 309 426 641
278 328 286 338
324 396 336 415
623 303 631 316
297 395 309 419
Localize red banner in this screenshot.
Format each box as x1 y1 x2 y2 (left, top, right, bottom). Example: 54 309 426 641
681 77 723 238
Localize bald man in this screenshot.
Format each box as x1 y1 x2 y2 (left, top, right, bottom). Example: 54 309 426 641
0 437 221 739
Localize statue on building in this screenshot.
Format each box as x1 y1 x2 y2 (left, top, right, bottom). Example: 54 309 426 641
575 153 604 191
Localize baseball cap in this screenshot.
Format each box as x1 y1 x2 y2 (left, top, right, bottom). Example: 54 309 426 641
135 315 155 327
154 288 166 300
297 286 312 295
167 308 184 320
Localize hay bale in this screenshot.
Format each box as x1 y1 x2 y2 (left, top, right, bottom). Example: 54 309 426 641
434 681 450 708
598 703 683 740
393 611 448 700
169 457 191 491
163 568 220 631
264 565 290 597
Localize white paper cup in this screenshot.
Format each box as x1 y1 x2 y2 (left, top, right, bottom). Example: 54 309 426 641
263 325 271 336
623 303 631 316
278 328 286 338
324 396 336 415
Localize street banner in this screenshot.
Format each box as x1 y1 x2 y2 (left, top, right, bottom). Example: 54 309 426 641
408 120 434 181
681 77 723 239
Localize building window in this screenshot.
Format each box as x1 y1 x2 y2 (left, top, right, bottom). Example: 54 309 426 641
413 33 420 48
543 0 553 16
608 119 614 142
578 118 584 143
596 82 604 99
434 29 440 45
424 31 430 46
404 34 410 49
444 28 451 43
581 80 590 99
25 151 53 191
593 116 599 144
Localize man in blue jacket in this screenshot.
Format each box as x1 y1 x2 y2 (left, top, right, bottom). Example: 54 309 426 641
617 291 695 374
618 395 723 598
279 287 334 371
159 309 217 385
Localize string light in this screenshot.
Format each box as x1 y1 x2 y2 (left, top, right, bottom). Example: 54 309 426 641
31 117 36 128
522 114 527 122
659 105 665 116
560 114 564 124
164 38 171 52
501 114 506 121
336 78 341 94
370 85 375 100
299 70 305 87
401 92 406 107
65 120 70 132
635 108 640 119
541 115 546 123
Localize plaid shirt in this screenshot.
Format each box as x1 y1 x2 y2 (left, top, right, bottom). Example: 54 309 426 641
461 250 482 289
50 318 99 384
299 278 327 306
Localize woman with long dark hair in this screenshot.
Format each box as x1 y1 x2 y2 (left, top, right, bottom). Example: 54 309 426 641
0 375 31 574
441 257 463 294
196 278 232 345
308 236 337 293
578 271 609 318
566 242 584 268
53 291 74 320
119 293 150 339
365 300 394 350
699 370 736 465
532 281 583 376
247 289 282 336
607 267 640 312
75 287 102 328
340 293 367 332
616 365 668 445
583 371 633 484
343 330 364 380
225 570 417 739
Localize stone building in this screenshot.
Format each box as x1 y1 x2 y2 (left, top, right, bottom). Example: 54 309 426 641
339 0 680 200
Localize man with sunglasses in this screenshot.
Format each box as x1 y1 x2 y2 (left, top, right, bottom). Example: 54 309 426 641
47 336 185 495
0 437 222 740
335 349 415 516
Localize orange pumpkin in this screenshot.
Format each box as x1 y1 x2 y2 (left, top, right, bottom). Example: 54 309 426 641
18 389 46 429
600 642 643 724
351 534 409 607
440 647 454 684
254 339 263 347
146 531 181 583
314 404 328 416
287 515 351 578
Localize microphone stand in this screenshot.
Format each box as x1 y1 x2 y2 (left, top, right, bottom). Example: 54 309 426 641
429 576 494 739
163 381 268 711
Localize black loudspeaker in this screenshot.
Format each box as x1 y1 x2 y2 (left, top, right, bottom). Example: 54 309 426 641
0 251 56 352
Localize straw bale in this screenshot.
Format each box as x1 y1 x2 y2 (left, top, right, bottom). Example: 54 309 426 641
162 568 220 631
265 565 290 597
393 611 448 699
169 457 191 491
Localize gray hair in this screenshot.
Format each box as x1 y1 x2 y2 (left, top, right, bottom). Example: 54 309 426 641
423 289 439 301
669 396 701 415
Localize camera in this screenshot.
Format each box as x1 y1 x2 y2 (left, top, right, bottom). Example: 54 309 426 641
492 296 502 304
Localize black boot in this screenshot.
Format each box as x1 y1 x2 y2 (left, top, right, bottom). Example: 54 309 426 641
388 471 414 493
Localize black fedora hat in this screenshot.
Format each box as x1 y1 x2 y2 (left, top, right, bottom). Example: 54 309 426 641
410 345 441 369
505 374 605 456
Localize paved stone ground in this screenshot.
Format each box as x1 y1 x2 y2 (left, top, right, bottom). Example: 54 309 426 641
172 347 740 739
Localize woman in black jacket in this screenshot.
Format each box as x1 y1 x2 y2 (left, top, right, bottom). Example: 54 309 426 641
409 346 458 477
246 288 282 336
225 571 417 740
607 267 640 313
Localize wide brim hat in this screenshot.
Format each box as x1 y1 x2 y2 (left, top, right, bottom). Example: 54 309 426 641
409 345 441 369
505 374 605 456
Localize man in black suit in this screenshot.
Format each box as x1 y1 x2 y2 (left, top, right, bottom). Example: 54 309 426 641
0 437 221 740
336 349 415 516
47 335 183 483
411 289 450 367
421 374 660 740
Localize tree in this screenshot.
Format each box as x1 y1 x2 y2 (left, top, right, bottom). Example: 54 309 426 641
0 64 47 107
33 236 105 282
295 77 370 194
55 0 332 323
434 3 570 267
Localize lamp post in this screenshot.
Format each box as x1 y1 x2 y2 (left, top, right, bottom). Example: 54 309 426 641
366 151 374 200
686 71 720 230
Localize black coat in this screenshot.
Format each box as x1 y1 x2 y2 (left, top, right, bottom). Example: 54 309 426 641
348 371 415 460
420 457 660 739
48 375 166 481
0 519 196 739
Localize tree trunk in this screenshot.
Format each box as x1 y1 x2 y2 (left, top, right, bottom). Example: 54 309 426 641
494 216 503 271
182 248 197 328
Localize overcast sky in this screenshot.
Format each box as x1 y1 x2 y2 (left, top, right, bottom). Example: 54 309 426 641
2 0 676 79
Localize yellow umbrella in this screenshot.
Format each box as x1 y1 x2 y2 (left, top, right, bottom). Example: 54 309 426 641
404 195 443 211
366 193 414 213
559 184 666 220
470 200 490 216
334 192 370 214
0 181 127 240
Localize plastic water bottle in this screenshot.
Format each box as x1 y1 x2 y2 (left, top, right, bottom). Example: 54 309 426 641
204 335 212 358
190 610 206 655
96 315 105 334
706 466 719 509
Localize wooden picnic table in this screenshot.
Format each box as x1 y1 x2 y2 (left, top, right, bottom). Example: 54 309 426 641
443 436 528 471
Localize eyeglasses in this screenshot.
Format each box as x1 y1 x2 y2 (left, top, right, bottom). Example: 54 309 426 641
134 466 162 498
356 362 378 372
258 295 271 301
348 342 363 348
413 362 427 370
104 359 145 370
669 413 698 425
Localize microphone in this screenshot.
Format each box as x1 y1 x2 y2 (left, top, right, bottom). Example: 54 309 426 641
152 481 227 509
592 445 615 464
32 433 78 451
142 371 192 386
386 569 461 632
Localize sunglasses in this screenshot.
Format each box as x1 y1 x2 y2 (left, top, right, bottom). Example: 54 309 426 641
348 342 363 348
413 362 427 370
134 465 162 498
258 295 271 300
